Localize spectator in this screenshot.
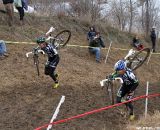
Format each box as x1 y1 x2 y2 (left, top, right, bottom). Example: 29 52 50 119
88 32 105 63
150 27 156 52
2 0 14 26
0 40 9 58
132 35 144 50
14 0 28 25
87 26 97 43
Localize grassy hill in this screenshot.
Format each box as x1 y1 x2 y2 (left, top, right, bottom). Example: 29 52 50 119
0 12 159 130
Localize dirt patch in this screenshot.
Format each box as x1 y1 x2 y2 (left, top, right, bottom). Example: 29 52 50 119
0 44 160 130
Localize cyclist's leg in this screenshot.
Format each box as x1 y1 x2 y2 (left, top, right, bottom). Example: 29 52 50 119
45 56 60 83
50 57 59 83
116 84 129 103
126 82 138 116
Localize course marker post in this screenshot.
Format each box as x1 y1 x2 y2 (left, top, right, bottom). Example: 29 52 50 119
46 95 65 130
105 41 112 63
147 49 153 65
145 81 149 118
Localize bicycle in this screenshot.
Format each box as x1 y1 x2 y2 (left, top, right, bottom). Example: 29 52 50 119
124 48 150 71
26 47 45 76
46 27 71 49
100 77 123 105
26 27 71 76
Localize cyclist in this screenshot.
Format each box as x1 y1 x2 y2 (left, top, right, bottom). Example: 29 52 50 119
109 60 139 120
36 37 59 88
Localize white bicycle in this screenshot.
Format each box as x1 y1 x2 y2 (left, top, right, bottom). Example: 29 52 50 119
26 27 71 76
100 77 123 105
124 48 150 71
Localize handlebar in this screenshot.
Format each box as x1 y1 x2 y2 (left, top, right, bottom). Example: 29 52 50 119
26 49 45 58
26 52 33 58
46 27 55 36
124 49 136 60
100 77 123 87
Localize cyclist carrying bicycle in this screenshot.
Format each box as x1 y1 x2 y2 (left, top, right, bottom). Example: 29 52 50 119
36 37 60 88
109 60 139 120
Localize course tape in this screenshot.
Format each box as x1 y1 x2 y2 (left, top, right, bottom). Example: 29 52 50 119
5 40 160 55
34 93 160 130
5 41 160 55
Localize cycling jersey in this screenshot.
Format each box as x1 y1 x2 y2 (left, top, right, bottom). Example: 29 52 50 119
112 68 138 86
42 43 58 60
111 68 139 116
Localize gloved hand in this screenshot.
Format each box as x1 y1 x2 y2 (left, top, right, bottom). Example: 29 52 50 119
107 75 114 81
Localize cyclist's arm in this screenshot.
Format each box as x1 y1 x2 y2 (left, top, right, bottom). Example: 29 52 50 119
108 72 120 80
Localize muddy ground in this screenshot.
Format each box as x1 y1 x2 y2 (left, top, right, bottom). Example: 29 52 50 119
0 43 160 130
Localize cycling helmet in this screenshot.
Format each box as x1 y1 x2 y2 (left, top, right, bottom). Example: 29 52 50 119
114 60 126 71
36 37 46 44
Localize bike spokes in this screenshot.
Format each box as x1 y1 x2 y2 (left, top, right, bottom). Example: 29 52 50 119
54 30 71 48
128 48 150 71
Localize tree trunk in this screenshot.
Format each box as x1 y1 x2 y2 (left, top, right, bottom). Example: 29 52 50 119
146 0 149 36
129 0 133 33
141 3 144 31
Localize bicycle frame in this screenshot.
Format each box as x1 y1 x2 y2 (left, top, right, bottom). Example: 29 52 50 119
100 77 123 105
100 77 123 87
26 47 45 76
125 48 150 70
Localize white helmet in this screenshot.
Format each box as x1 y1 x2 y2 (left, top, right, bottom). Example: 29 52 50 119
152 26 156 29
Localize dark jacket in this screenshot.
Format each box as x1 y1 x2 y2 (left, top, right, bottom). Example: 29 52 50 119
89 36 105 48
150 30 156 40
87 31 96 41
132 37 140 47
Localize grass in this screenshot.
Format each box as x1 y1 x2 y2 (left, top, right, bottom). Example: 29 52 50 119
127 111 160 130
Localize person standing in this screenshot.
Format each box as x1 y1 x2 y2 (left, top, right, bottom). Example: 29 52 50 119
2 0 14 26
14 0 28 25
150 27 157 52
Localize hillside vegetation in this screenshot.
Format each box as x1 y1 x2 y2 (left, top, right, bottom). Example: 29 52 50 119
0 13 159 130
127 111 160 130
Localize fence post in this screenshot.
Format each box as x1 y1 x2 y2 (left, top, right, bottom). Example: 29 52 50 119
145 81 149 118
105 41 112 63
47 95 65 130
147 49 153 65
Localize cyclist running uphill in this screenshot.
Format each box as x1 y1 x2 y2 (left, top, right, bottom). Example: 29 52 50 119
36 37 59 89
109 60 139 120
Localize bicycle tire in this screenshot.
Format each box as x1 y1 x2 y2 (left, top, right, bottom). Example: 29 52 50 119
33 55 40 76
128 48 150 71
106 81 114 105
53 30 71 48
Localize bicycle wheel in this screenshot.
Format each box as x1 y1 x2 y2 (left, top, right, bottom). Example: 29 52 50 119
128 48 150 71
33 55 40 76
105 81 114 105
53 30 71 48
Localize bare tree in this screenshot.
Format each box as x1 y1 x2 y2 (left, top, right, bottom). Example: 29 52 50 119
129 0 133 33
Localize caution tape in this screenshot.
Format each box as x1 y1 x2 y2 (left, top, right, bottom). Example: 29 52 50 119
34 93 160 130
5 41 160 54
5 41 35 44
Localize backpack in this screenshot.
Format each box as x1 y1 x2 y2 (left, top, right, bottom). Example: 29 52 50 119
14 0 22 7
